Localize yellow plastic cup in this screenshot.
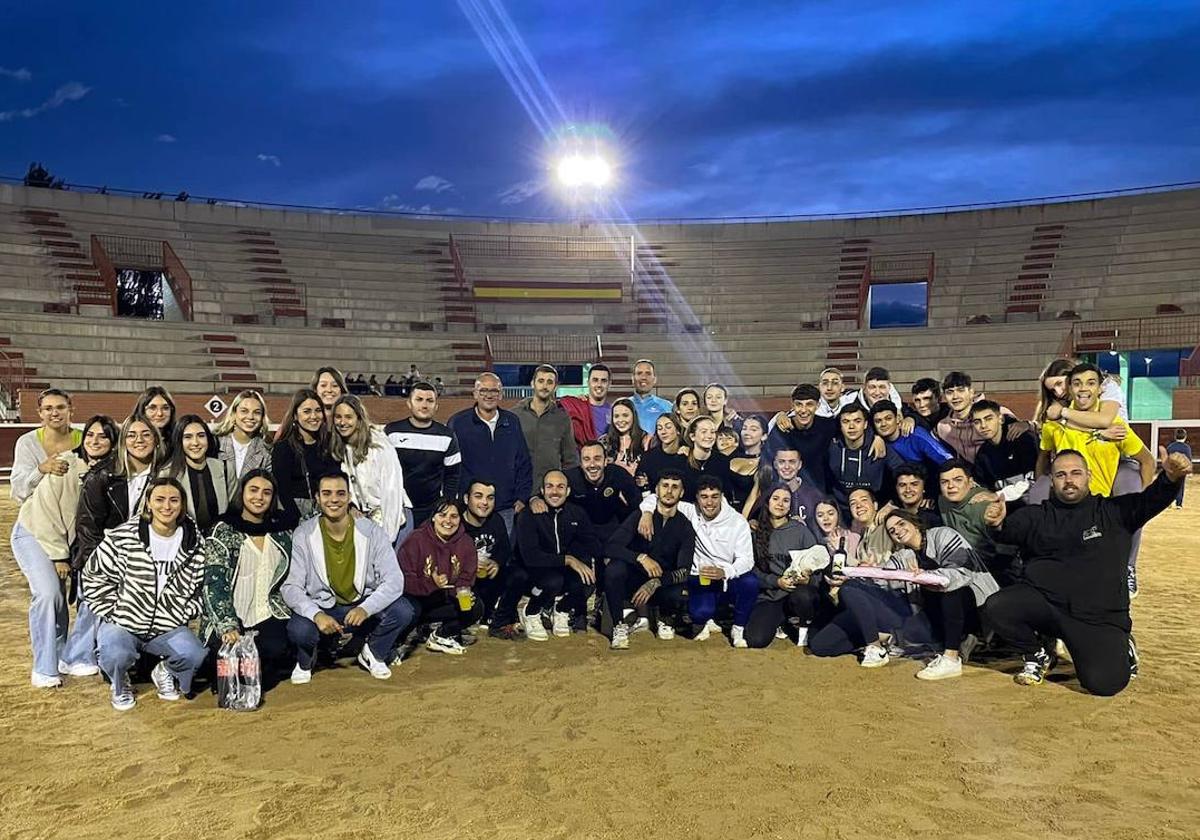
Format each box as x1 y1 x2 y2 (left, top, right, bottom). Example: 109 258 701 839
457 590 474 611
698 575 711 587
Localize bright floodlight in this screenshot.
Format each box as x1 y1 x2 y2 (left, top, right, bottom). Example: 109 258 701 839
556 154 611 188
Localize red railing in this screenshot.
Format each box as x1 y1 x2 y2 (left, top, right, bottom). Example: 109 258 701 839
89 235 119 315
448 234 468 293
1072 314 1200 353
162 241 194 320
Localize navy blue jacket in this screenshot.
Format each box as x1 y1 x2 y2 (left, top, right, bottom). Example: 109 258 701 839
448 407 533 512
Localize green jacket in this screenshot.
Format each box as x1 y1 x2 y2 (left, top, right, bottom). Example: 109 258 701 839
200 520 293 642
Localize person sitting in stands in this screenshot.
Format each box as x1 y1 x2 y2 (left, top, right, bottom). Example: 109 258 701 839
82 478 208 712
282 471 414 683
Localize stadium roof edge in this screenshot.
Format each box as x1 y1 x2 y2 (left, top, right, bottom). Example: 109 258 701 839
3 174 1200 226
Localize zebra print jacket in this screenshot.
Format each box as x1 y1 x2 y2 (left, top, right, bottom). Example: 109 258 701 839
81 517 205 638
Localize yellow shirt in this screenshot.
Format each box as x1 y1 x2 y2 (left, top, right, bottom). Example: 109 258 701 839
1039 418 1144 496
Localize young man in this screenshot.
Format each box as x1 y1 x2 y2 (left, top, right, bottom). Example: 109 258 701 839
855 367 907 411
984 451 1190 694
1036 363 1155 497
282 471 415 683
500 470 602 641
936 372 1025 464
630 359 673 431
512 363 580 486
878 464 942 528
448 372 533 538
460 479 513 632
910 378 948 432
768 448 824 532
385 381 462 526
936 459 1017 585
971 399 1039 502
767 384 839 491
638 475 757 647
603 470 696 649
1164 429 1192 509
828 403 893 517
870 400 953 474
559 363 613 447
566 440 641 532
815 368 858 418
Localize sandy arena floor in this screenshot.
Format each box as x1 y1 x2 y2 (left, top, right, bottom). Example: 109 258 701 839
1 482 1199 840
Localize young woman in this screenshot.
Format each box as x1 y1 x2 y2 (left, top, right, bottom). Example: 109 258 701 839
162 415 233 534
330 394 411 545
601 398 651 477
11 388 82 506
635 413 687 492
679 416 734 501
272 388 339 524
883 510 998 680
739 415 768 459
703 383 742 432
813 498 861 564
201 470 295 690
12 415 117 687
82 477 208 712
673 388 702 427
397 497 481 657
213 389 272 483
744 484 825 649
311 366 349 425
131 386 178 456
74 416 164 572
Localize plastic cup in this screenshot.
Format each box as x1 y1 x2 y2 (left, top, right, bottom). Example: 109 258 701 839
457 590 474 611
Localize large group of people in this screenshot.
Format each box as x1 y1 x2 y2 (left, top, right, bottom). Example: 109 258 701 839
8 356 1192 711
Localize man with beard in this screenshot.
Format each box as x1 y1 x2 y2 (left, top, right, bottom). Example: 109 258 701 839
560 363 613 447
459 480 514 635
512 364 579 485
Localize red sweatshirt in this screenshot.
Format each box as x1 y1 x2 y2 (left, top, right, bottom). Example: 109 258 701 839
397 521 479 596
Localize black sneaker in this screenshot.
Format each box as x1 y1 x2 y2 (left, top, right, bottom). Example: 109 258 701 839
488 623 522 641
1015 647 1055 686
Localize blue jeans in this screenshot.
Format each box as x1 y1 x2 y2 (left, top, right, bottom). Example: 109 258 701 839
499 508 516 542
392 506 415 551
11 523 67 677
688 573 759 627
97 622 208 696
287 598 415 669
62 600 101 668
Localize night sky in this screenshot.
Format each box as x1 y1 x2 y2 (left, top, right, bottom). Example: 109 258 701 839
3 1 1198 219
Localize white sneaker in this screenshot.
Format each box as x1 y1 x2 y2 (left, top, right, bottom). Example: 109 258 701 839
628 617 650 636
860 643 890 668
426 634 466 656
694 619 721 642
656 620 675 641
916 654 963 681
610 624 630 651
150 661 182 701
357 646 392 680
110 688 136 712
290 664 312 685
58 659 100 677
795 627 809 649
31 672 63 689
523 611 549 642
731 625 748 649
551 610 571 638
775 627 788 640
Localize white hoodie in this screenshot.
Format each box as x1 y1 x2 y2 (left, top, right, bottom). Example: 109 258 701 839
639 493 754 581
342 427 411 542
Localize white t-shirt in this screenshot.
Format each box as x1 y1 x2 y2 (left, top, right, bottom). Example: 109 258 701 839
231 438 250 475
1101 378 1129 422
127 469 151 518
148 528 184 596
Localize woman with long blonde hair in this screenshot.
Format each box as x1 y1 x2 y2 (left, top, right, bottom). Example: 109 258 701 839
213 389 272 483
330 394 411 546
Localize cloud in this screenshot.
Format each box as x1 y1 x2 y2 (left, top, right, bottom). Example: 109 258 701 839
0 80 91 122
414 174 454 193
256 153 282 167
496 179 543 205
156 133 177 143
380 194 460 215
0 67 31 82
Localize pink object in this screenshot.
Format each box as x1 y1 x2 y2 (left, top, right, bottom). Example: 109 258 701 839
842 567 949 587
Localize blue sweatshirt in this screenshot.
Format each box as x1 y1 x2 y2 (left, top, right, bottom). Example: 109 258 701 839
447 407 533 512
885 427 953 472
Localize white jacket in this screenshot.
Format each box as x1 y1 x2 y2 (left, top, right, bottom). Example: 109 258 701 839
342 427 411 541
640 493 754 581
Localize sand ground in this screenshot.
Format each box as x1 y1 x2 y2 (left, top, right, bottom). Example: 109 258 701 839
1 482 1199 840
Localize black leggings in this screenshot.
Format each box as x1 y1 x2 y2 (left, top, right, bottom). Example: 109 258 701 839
984 584 1131 697
495 565 590 624
923 587 979 650
744 586 823 649
809 582 931 657
406 590 483 638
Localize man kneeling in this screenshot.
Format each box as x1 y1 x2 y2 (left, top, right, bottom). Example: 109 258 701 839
604 470 695 650
282 471 414 682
